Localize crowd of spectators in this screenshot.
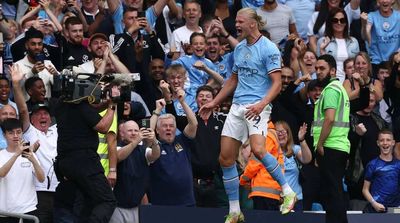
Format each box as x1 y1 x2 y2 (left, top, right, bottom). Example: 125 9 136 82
0 0 399 222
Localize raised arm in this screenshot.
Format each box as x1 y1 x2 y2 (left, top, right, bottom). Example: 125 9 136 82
296 123 312 164
9 65 30 132
214 18 239 48
107 0 121 14
40 0 62 32
150 99 166 130
117 129 142 162
68 0 89 32
360 12 371 45
193 61 224 87
350 0 361 10
177 88 197 138
167 0 182 20
142 128 161 163
152 0 169 17
19 6 41 27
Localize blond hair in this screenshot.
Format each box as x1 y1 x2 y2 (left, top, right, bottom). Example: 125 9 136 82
237 7 265 30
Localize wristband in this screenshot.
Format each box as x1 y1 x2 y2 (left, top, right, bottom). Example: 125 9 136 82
109 168 117 172
152 110 161 116
149 140 160 148
166 100 173 104
109 105 116 110
299 139 305 143
223 33 230 38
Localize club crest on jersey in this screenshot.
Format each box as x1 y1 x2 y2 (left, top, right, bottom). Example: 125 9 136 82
175 143 183 152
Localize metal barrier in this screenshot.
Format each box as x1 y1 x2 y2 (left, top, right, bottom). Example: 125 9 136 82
0 211 39 223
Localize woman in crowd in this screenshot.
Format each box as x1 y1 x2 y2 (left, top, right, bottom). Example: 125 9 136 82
275 121 312 211
317 7 359 83
343 52 383 101
308 0 360 53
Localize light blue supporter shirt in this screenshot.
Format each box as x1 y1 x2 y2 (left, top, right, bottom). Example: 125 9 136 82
284 145 303 200
367 10 400 64
169 55 218 98
213 52 234 82
232 36 281 105
241 0 264 8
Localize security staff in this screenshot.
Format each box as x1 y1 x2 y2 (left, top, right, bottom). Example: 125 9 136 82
313 54 350 223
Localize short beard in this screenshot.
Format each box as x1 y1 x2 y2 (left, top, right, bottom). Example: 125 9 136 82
318 75 331 88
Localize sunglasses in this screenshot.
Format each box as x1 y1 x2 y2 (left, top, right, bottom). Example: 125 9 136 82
331 18 347 24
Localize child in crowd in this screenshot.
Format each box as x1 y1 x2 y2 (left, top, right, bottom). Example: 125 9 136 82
362 130 400 213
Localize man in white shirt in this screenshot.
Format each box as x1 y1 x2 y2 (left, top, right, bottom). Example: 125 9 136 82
10 63 57 223
0 118 45 221
170 0 202 57
14 27 58 100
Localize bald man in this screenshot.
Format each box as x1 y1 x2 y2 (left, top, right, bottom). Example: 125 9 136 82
110 120 160 223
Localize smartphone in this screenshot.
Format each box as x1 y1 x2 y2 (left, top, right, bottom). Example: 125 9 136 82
137 11 146 19
140 118 150 129
38 9 49 20
35 53 45 63
23 142 30 153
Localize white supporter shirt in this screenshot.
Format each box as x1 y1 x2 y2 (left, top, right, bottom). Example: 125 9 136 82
0 149 39 213
23 124 59 192
171 25 202 56
15 55 55 100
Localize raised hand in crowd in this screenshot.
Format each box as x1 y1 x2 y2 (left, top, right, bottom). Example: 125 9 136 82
176 87 185 103
298 123 308 142
159 80 172 101
355 123 367 136
141 128 157 148
319 36 331 54
150 98 166 130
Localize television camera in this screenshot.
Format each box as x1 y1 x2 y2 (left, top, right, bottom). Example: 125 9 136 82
53 69 140 104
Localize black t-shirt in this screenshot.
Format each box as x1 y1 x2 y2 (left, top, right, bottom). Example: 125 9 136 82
357 115 381 167
55 34 91 69
55 100 101 154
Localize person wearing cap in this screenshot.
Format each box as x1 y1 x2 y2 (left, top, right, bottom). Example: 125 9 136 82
14 27 58 100
73 33 130 75
9 64 56 223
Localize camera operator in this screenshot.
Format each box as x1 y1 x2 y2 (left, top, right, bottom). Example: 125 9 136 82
53 86 120 222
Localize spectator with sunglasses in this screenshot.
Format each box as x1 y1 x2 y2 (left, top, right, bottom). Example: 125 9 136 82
317 7 359 83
